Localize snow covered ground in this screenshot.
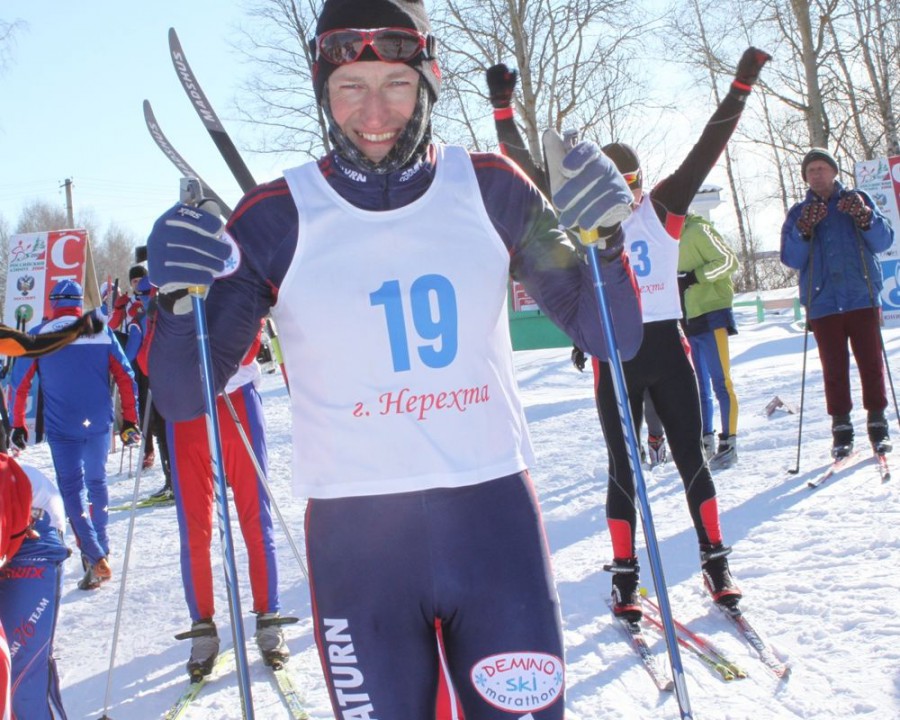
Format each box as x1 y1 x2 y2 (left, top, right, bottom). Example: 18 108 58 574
24 297 900 719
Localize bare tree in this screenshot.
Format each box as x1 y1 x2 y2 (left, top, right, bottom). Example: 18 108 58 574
0 19 25 74
234 0 325 159
14 201 72 235
92 223 142 290
432 0 662 164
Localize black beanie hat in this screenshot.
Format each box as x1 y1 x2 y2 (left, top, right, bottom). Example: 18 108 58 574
602 142 642 190
801 148 839 181
129 264 147 281
311 0 440 104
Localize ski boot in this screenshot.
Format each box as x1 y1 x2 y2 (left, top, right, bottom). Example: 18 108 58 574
255 613 299 669
709 434 738 471
700 544 741 609
175 618 220 682
701 433 716 461
149 483 174 502
867 410 892 455
77 557 112 590
831 414 854 459
604 558 642 622
647 434 667 468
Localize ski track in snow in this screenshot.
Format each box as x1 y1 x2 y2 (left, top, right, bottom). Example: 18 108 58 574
22 298 898 719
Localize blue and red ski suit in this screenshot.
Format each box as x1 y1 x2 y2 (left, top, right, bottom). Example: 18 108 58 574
167 340 280 622
12 309 137 565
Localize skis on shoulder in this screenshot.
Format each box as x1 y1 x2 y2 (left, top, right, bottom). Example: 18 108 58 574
168 27 257 194
716 605 790 680
606 600 674 692
640 592 747 682
162 646 235 720
807 451 860 489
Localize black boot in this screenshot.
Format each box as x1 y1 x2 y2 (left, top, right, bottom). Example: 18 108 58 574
867 410 892 455
604 557 642 622
700 544 742 609
831 414 854 459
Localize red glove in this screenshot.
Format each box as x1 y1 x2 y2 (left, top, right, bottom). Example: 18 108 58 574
796 201 828 239
732 47 771 93
113 294 130 311
836 191 873 229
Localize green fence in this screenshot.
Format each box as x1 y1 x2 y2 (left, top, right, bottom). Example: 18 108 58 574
508 292 803 353
733 296 803 322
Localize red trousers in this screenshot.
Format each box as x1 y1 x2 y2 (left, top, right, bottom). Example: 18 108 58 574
810 307 886 417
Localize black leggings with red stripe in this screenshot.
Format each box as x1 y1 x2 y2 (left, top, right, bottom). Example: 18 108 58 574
595 320 722 559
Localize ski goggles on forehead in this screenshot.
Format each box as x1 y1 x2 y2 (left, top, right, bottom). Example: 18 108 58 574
315 27 430 65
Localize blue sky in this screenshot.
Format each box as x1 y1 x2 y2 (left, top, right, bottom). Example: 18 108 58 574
0 1 286 241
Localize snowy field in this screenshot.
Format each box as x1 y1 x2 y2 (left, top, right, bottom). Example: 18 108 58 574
21 296 899 719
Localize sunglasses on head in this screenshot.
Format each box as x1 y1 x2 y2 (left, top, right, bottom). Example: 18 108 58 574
315 27 430 65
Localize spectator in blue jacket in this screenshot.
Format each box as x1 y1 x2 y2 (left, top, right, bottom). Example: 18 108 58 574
10 280 141 590
780 147 895 458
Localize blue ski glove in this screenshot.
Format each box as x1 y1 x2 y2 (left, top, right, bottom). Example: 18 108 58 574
541 129 633 242
147 202 231 301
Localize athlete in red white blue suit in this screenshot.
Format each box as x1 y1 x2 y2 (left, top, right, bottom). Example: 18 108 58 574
144 0 641 715
166 339 283 664
11 281 139 585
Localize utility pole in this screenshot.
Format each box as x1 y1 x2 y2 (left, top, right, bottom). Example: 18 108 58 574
61 178 74 227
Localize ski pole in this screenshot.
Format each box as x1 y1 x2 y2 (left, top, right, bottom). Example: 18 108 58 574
557 130 692 719
583 240 693 718
99 393 154 720
855 227 900 432
788 239 816 475
787 311 810 474
182 177 254 719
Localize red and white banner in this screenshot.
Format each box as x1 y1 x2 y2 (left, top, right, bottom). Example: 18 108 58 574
855 155 900 325
4 230 88 331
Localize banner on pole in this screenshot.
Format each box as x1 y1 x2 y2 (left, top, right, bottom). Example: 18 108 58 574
855 156 900 326
3 229 93 443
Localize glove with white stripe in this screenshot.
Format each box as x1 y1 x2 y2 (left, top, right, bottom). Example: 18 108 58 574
147 201 231 313
542 130 633 245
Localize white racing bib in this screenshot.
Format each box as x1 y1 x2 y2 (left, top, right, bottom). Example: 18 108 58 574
276 145 534 498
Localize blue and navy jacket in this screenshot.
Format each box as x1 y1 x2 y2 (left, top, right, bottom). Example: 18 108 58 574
780 181 894 320
12 312 138 439
149 145 643 422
